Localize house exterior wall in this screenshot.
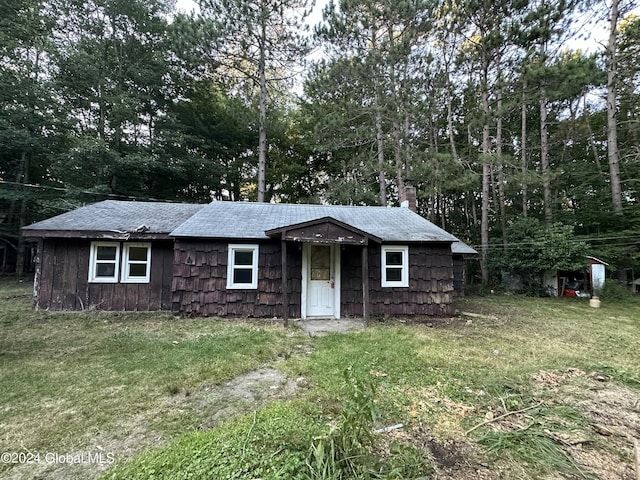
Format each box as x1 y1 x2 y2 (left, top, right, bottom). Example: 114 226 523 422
34 238 455 317
35 238 174 311
171 239 303 317
172 240 455 318
350 243 455 317
453 255 466 298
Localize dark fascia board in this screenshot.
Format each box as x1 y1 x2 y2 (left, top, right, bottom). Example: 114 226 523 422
265 216 382 244
21 229 172 241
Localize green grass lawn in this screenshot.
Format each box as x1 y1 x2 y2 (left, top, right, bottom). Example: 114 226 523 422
1 277 639 479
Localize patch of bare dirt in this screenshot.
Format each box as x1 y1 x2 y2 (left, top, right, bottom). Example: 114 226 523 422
374 369 640 479
374 423 503 479
292 318 365 336
535 369 640 480
2 368 301 480
474 368 640 479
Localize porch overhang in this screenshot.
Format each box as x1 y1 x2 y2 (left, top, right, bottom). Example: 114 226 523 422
265 216 381 246
268 217 378 326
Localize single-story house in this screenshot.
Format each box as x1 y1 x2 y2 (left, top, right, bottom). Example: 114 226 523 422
22 194 477 321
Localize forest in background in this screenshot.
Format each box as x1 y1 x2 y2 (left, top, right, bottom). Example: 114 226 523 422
1 0 639 288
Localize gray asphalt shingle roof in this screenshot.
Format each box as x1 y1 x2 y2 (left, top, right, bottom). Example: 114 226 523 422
170 201 459 243
22 200 478 253
452 241 478 255
23 200 204 234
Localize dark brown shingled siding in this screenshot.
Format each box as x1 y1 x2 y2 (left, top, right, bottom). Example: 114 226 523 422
35 238 454 317
341 243 455 317
35 238 174 311
172 241 454 318
453 255 466 297
171 240 303 317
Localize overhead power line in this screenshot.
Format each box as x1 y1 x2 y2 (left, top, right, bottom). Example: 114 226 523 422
0 180 183 203
472 234 640 250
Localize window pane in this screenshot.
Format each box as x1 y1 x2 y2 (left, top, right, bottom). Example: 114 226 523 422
96 263 116 277
386 251 403 266
386 267 402 282
310 246 331 280
234 250 253 266
97 246 117 261
233 268 253 284
128 246 148 262
129 263 147 277
311 268 331 280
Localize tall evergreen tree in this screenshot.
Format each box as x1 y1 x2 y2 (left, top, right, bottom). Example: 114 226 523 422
198 0 313 202
0 0 59 275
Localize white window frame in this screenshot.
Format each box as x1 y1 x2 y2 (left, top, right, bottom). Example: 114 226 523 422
227 244 259 289
88 242 121 283
122 243 152 283
381 245 409 288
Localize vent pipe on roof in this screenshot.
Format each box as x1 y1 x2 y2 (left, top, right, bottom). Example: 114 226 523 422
400 185 417 212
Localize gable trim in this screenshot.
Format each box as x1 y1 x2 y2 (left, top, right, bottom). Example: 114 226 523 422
265 216 381 245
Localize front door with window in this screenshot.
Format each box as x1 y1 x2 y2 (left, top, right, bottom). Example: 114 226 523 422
304 244 339 318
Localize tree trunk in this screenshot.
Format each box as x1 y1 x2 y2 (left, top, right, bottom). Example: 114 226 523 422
445 60 458 161
387 24 406 202
257 0 268 203
606 0 623 215
16 150 30 278
481 78 491 285
375 97 387 206
540 91 553 223
496 84 507 249
583 93 601 169
98 82 106 141
521 87 528 217
393 119 405 197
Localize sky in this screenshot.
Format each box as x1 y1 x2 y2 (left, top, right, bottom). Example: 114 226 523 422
174 0 327 27
173 0 638 55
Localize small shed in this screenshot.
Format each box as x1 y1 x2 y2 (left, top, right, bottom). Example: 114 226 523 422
545 256 609 297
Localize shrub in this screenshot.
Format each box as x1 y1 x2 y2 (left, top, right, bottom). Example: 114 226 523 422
599 280 632 301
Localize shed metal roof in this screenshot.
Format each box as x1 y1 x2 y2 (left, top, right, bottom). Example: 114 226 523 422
170 201 459 243
22 200 205 235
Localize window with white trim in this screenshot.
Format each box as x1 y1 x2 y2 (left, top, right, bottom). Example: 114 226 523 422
227 244 259 289
89 242 120 283
381 245 409 287
122 243 151 283
88 242 151 283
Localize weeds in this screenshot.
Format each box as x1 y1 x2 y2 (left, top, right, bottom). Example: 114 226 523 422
478 426 595 479
304 367 430 480
599 280 633 301
474 400 596 479
2 281 639 479
305 367 378 479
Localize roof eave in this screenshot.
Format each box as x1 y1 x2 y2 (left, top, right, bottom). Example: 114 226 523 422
21 229 173 241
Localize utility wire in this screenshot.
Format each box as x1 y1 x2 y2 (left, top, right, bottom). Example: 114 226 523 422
3 181 638 246
0 180 186 204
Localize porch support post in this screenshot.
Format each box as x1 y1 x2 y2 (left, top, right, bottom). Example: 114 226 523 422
362 245 369 325
281 239 289 327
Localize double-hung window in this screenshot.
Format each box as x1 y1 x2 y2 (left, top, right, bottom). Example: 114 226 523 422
88 242 151 283
122 243 151 283
227 244 259 289
381 245 409 287
89 243 120 283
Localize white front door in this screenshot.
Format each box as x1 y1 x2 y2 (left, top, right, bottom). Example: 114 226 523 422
303 244 340 318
